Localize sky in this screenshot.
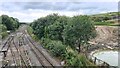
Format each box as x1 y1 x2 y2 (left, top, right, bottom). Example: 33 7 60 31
0 0 119 22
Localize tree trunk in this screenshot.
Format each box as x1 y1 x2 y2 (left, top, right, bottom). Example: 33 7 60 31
79 43 81 53
78 38 81 53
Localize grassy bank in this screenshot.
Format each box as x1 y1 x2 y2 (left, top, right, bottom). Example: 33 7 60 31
27 26 39 41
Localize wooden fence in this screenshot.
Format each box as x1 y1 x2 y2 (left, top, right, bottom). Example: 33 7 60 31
88 55 110 66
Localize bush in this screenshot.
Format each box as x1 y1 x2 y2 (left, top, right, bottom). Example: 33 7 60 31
27 26 39 41
64 48 81 66
0 24 8 39
1 32 8 39
41 38 52 48
41 39 66 57
65 53 94 67
63 46 94 66
64 46 77 59
41 38 95 66
48 41 66 57
29 26 95 66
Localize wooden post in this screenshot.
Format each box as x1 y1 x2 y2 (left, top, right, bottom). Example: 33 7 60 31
87 45 89 50
94 57 97 64
78 38 81 53
1 51 7 60
3 51 7 57
79 43 81 53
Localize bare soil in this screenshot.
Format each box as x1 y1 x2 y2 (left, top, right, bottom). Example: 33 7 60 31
89 26 118 50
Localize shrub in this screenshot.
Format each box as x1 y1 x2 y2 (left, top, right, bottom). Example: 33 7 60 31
27 26 39 41
48 41 66 57
41 39 95 66
41 38 52 48
41 39 66 57
1 32 8 39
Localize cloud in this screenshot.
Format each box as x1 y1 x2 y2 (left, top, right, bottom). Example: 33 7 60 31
0 2 118 22
0 9 84 22
1 2 118 12
0 0 119 2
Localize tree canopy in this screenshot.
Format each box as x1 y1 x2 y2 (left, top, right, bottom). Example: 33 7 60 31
0 15 20 39
1 15 20 31
63 15 96 52
30 14 96 52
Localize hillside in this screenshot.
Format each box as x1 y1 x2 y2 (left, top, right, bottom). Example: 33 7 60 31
91 12 119 19
90 26 118 46
90 12 119 26
89 12 119 50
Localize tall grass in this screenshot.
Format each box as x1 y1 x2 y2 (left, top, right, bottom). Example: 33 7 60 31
27 26 39 41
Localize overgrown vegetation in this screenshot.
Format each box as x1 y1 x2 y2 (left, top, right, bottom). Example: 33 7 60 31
29 13 97 66
1 15 20 31
0 24 8 39
29 12 119 66
63 15 96 52
41 38 66 57
0 15 20 39
27 26 39 41
41 38 95 66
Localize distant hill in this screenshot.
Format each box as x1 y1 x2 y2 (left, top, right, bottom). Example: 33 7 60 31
90 12 119 26
90 12 120 20
19 22 30 25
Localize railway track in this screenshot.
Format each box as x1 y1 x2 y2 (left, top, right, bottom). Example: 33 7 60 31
1 36 11 50
23 31 55 68
1 25 60 67
9 38 18 66
10 35 28 67
2 34 32 67
1 36 14 67
13 34 33 67
19 35 33 66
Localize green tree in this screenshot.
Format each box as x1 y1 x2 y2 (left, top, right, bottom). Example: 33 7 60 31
63 15 96 52
32 18 46 38
0 24 7 32
1 15 19 31
31 13 60 39
45 16 69 41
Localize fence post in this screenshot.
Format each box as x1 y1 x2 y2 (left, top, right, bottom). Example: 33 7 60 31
94 57 97 64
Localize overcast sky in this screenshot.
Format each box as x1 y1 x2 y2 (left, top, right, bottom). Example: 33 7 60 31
0 0 119 22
